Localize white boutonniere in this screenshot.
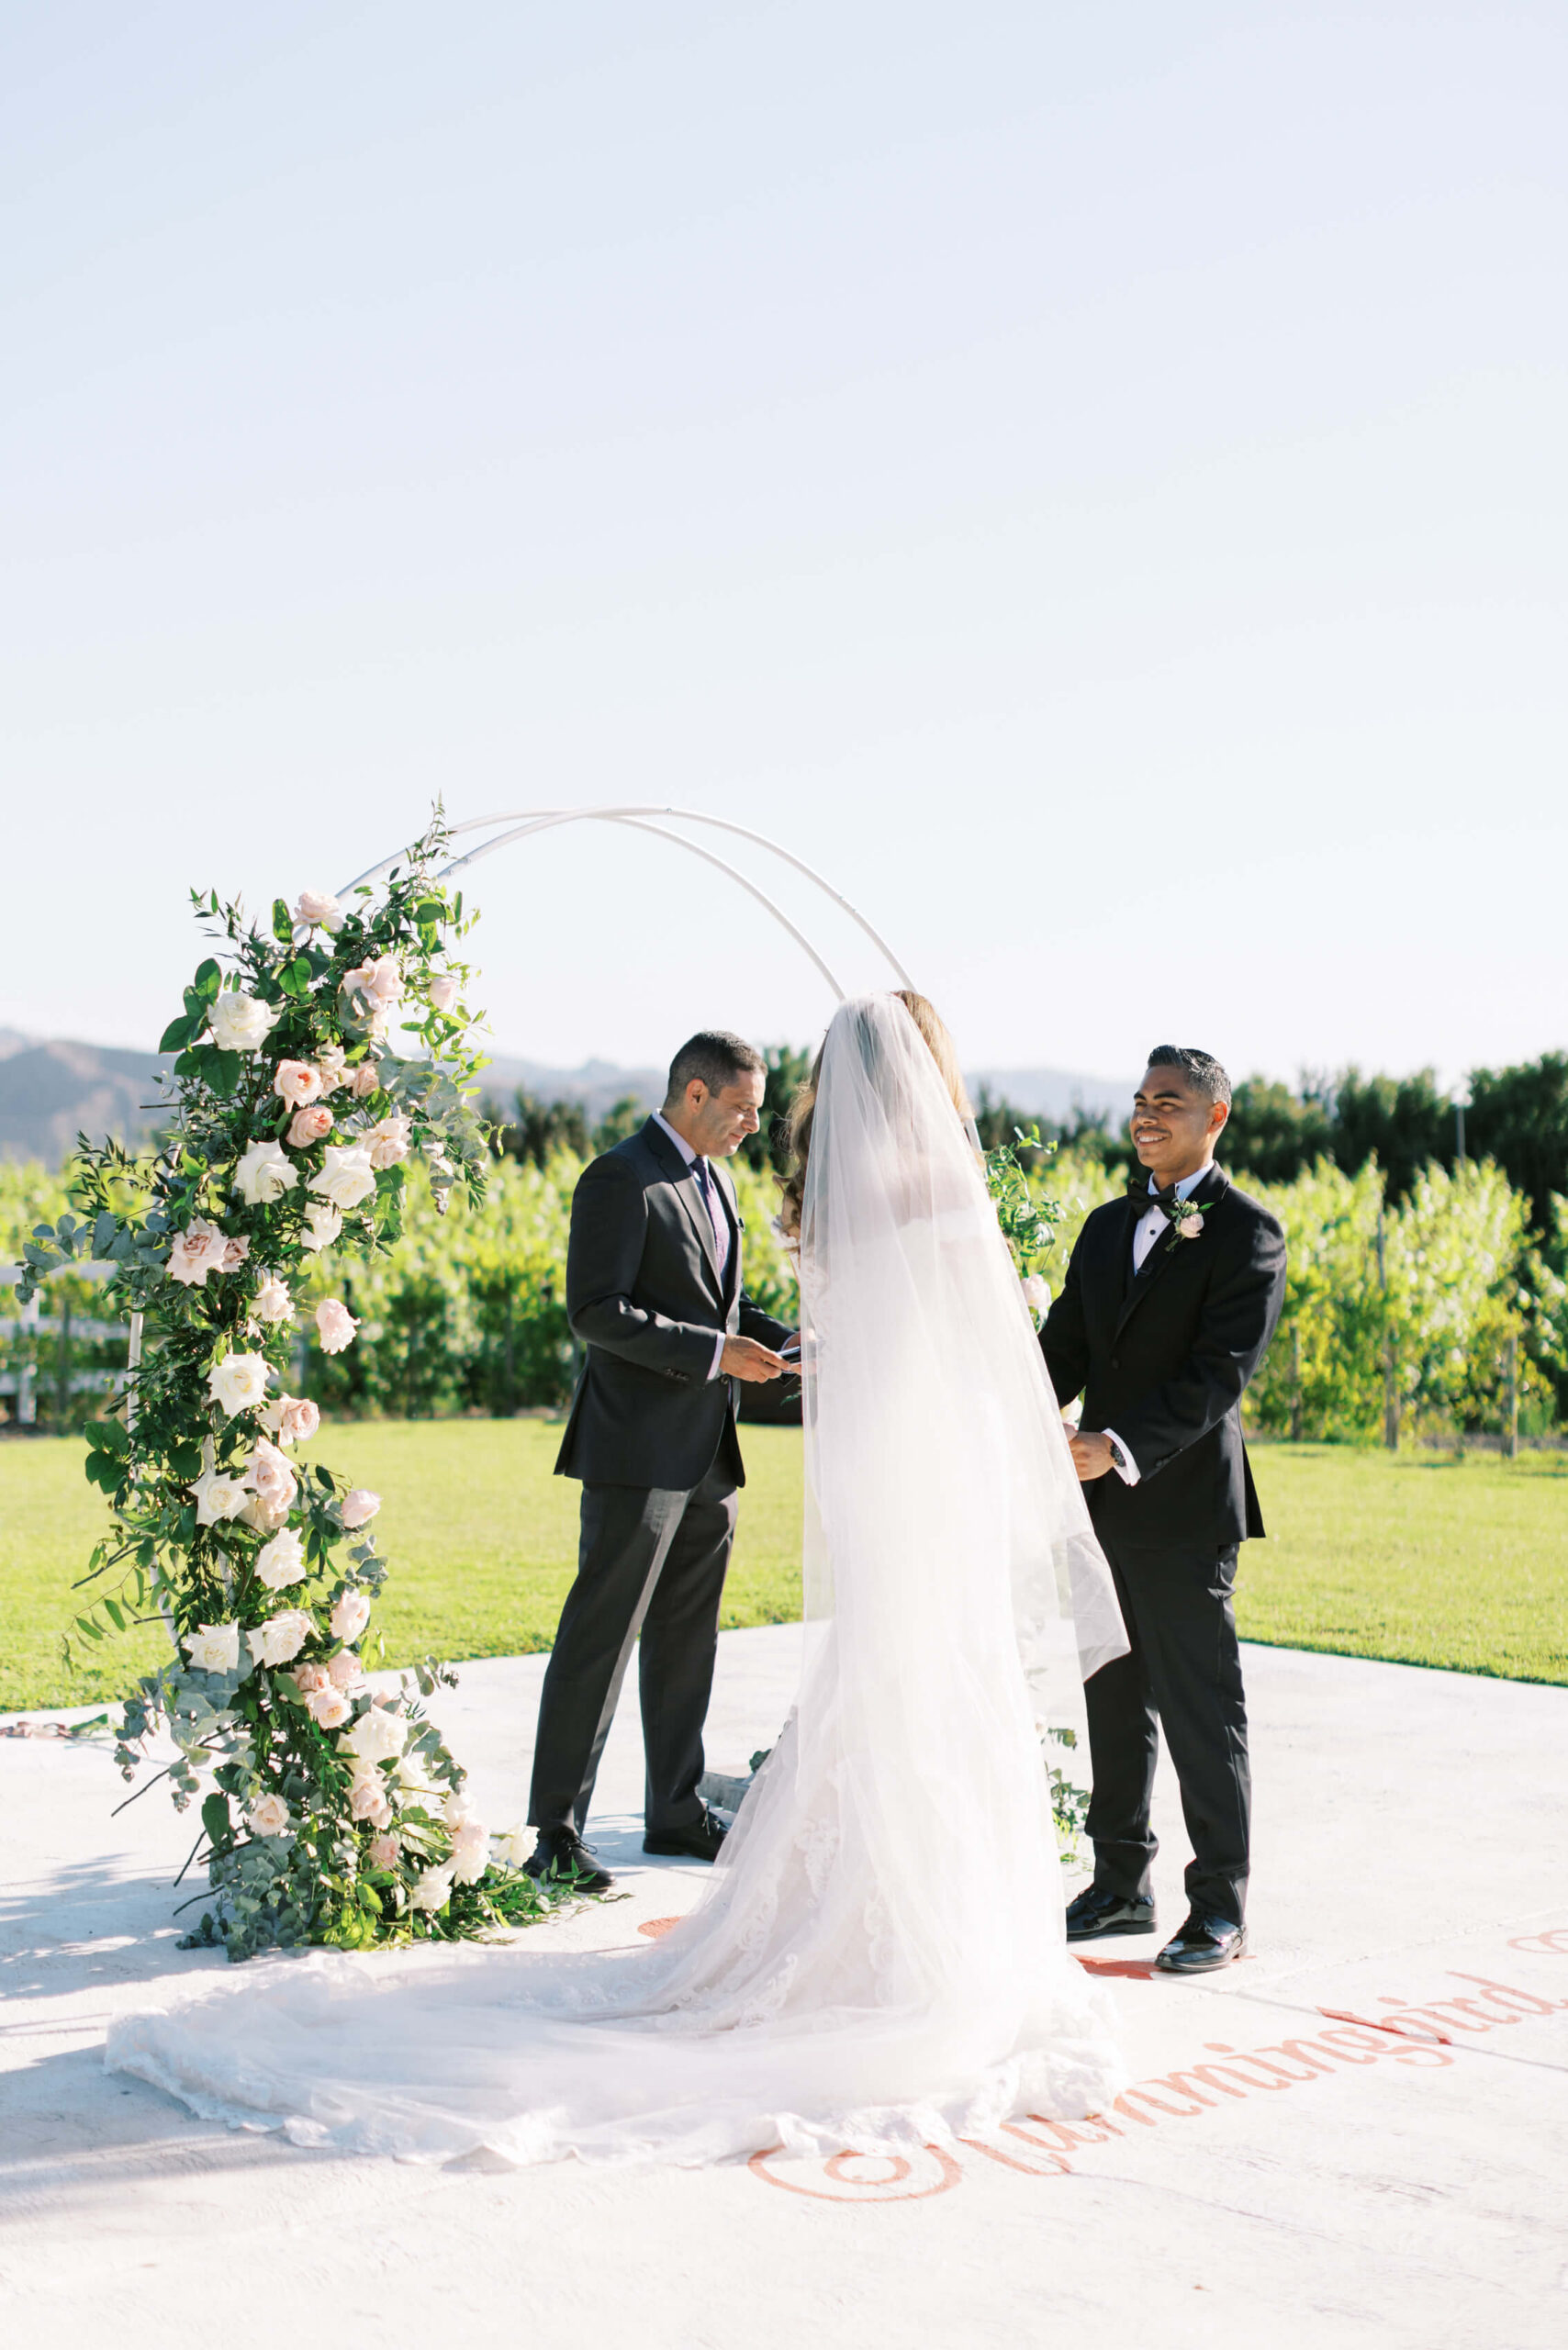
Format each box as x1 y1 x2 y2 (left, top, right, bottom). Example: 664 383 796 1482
1166 1197 1213 1252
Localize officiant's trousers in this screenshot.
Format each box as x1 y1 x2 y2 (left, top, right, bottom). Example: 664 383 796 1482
528 1464 738 1838
1084 1538 1250 1925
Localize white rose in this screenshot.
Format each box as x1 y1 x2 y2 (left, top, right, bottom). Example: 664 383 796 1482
339 1488 380 1530
208 992 279 1055
308 1143 377 1214
185 1620 241 1673
442 1785 480 1829
339 1704 406 1764
191 1459 252 1525
395 1748 442 1795
254 1528 307 1590
246 1791 292 1838
251 1272 293 1326
1021 1273 1051 1324
315 1297 358 1355
427 973 460 1015
299 1201 342 1254
167 1217 230 1289
247 1608 312 1668
315 1043 348 1096
491 1826 532 1869
450 1819 488 1886
409 1864 455 1914
329 1588 372 1643
364 1114 412 1171
207 1351 271 1418
239 1490 290 1532
294 889 345 934
260 1393 319 1447
232 1139 298 1206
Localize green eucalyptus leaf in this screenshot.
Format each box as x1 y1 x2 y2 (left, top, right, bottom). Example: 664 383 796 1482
272 899 295 944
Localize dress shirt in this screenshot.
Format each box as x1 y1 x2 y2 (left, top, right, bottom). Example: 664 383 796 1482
1104 1165 1213 1486
653 1113 731 1382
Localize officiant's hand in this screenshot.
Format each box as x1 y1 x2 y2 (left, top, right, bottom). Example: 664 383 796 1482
722 1336 790 1383
1069 1432 1115 1482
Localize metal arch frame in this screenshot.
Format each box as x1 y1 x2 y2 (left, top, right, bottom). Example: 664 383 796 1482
339 806 914 1004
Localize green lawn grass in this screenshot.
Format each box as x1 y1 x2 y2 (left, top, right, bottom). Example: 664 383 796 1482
2 1426 1564 1711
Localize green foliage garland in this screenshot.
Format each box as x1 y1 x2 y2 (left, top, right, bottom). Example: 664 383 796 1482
15 816 573 1959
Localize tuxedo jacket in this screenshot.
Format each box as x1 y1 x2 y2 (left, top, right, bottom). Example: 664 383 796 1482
1039 1165 1287 1551
554 1117 793 1491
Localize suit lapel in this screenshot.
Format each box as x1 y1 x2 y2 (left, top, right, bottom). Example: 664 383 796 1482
643 1119 725 1301
1114 1164 1230 1339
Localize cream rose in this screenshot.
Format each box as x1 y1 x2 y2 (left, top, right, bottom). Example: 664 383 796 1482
232 1139 297 1206
349 1060 383 1102
207 1351 271 1418
208 992 279 1055
339 1488 380 1530
491 1826 532 1870
293 889 344 934
395 1748 442 1795
308 1143 377 1214
329 1588 372 1643
365 1831 401 1869
167 1217 230 1289
409 1864 455 1914
246 1791 291 1838
314 1043 348 1095
327 1648 364 1690
261 1393 319 1447
364 1114 412 1171
427 973 460 1015
254 1527 307 1590
185 1620 241 1673
247 1608 312 1668
191 1458 251 1526
272 1059 323 1111
342 955 403 1011
315 1297 359 1355
450 1818 488 1886
299 1201 342 1254
251 1272 293 1326
339 1703 405 1764
286 1103 334 1150
240 1490 289 1533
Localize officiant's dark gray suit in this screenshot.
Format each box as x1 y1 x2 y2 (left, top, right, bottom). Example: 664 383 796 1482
529 1117 793 1838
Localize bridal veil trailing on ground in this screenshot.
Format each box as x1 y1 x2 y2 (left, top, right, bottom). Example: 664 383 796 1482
108 993 1130 2165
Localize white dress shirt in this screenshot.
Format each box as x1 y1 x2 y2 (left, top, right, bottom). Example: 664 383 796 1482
653 1112 731 1382
1103 1165 1213 1486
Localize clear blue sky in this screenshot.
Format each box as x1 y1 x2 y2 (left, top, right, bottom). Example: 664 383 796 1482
4 2 1563 1088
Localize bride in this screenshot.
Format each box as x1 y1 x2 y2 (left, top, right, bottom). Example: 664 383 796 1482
108 991 1130 2165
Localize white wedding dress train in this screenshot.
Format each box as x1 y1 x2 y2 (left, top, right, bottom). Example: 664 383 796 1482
108 995 1130 2165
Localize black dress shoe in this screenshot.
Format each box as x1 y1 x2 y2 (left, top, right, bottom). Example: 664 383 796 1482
521 1827 614 1893
1155 1911 1248 1974
1065 1886 1157 1941
643 1807 727 1863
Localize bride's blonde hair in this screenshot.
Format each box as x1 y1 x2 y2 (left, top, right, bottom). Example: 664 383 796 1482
777 990 970 1241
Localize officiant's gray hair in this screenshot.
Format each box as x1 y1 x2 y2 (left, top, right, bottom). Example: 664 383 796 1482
666 1030 766 1104
1146 1046 1232 1107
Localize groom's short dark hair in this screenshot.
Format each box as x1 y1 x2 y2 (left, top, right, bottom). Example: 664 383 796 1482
1146 1045 1232 1107
666 1030 766 1104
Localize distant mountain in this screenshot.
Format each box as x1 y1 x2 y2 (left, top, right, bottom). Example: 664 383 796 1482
966 1066 1135 1125
475 1055 667 1123
0 1037 174 1165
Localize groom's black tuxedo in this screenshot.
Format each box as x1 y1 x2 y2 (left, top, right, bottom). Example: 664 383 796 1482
531 1118 792 1839
1041 1164 1286 1925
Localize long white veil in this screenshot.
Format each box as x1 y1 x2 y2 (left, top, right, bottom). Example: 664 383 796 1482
106 994 1128 2165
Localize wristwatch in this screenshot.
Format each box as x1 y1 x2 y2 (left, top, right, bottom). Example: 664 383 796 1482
1105 1435 1130 1475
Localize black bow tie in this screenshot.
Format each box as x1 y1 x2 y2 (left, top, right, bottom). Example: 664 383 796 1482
1127 1181 1183 1218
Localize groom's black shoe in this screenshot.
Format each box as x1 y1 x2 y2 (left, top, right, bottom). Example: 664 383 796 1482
1155 1912 1248 1974
522 1827 614 1893
1065 1886 1157 1941
643 1807 728 1863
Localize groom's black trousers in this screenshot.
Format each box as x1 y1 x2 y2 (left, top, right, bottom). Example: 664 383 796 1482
527 1463 738 1838
1084 1536 1250 1926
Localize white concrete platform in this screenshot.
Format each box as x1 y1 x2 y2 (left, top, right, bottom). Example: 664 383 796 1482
2 1628 1566 2350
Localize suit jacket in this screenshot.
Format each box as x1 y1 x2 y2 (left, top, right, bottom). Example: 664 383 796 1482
554 1118 794 1490
1039 1164 1286 1551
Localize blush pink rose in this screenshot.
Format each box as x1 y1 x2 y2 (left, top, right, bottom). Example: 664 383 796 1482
365 1114 412 1171
273 1059 324 1110
427 974 460 1015
340 1488 381 1529
286 1103 334 1149
293 890 344 934
349 1773 393 1827
220 1234 252 1273
305 1684 352 1729
343 956 402 1010
366 1831 401 1869
330 1589 373 1643
315 1297 358 1355
293 1662 331 1695
167 1218 230 1289
328 1649 364 1690
349 1061 383 1101
261 1394 319 1447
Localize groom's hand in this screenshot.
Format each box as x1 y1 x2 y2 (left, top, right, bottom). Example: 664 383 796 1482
1069 1432 1115 1483
722 1336 789 1383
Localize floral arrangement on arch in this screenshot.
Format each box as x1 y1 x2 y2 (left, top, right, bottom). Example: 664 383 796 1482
16 814 565 1960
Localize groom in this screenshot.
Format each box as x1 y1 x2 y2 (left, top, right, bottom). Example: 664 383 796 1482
1040 1046 1286 1974
524 1031 794 1891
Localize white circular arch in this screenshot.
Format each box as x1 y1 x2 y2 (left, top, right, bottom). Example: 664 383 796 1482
340 806 914 1005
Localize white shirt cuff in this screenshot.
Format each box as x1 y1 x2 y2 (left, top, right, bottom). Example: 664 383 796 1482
709 1331 727 1382
1103 1427 1141 1485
